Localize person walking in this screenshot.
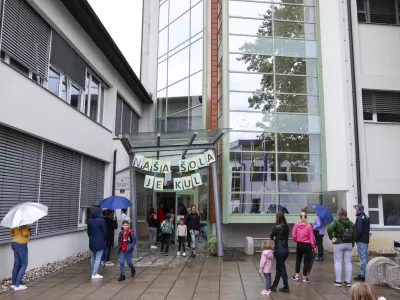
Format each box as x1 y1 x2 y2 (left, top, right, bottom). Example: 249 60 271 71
186 205 201 258
291 212 316 283
87 208 107 279
10 225 31 291
270 212 290 293
147 208 158 249
313 214 325 261
176 218 187 257
160 213 173 256
328 208 356 287
259 240 274 296
104 210 118 266
117 220 136 281
353 204 370 282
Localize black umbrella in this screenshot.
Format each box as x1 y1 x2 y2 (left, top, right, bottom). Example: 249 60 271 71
307 252 316 277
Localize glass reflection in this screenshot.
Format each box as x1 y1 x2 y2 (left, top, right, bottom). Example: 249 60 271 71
229 1 272 19
230 92 272 112
229 18 272 36
190 72 202 107
276 114 320 133
278 153 321 173
279 194 321 214
189 106 203 129
169 12 190 50
158 28 168 57
275 57 317 76
273 4 315 22
229 35 274 55
276 94 319 114
191 1 203 37
230 73 273 92
229 194 276 214
168 47 189 85
275 75 318 94
230 54 273 73
167 110 188 131
230 112 275 132
169 0 190 23
277 133 321 153
274 39 317 57
157 60 167 90
157 90 167 119
159 1 169 30
190 39 203 74
167 78 189 115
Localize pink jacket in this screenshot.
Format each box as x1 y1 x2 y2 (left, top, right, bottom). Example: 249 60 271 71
292 222 316 249
259 249 274 273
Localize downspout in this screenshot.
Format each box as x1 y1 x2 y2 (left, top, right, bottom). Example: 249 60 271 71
347 0 362 204
112 150 117 196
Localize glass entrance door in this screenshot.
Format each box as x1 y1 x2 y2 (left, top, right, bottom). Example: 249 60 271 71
175 193 196 225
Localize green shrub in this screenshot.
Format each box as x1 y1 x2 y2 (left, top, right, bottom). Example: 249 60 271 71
205 235 217 255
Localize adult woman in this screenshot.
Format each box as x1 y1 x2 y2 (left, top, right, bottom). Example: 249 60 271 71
186 205 200 258
104 210 118 266
87 208 107 279
270 212 290 293
10 225 31 291
328 208 356 287
291 211 316 283
147 207 158 249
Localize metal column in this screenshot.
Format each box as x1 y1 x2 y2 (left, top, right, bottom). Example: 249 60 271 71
129 156 138 257
211 152 223 257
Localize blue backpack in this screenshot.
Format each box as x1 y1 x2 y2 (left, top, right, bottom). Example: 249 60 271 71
161 220 173 234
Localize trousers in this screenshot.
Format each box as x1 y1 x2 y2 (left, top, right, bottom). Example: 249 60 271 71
295 242 312 276
11 242 28 286
357 242 369 277
272 248 289 289
119 251 134 275
334 243 353 283
178 236 186 252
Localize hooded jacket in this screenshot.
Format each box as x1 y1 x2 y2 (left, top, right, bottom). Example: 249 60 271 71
186 212 200 231
313 215 325 235
292 221 316 249
327 217 356 246
355 212 370 244
259 249 274 273
87 208 107 251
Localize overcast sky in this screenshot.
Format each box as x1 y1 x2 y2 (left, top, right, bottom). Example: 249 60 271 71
88 0 143 76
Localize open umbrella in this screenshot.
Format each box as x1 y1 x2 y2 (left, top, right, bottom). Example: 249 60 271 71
99 196 132 210
0 202 48 228
310 204 333 223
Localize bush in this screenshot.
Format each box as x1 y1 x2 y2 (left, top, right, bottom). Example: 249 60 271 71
205 235 217 256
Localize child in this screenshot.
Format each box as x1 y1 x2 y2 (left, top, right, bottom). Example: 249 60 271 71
176 218 187 257
350 283 386 300
117 220 136 281
160 213 174 256
259 240 274 296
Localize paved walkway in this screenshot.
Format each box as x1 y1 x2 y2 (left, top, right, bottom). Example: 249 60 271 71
0 246 398 300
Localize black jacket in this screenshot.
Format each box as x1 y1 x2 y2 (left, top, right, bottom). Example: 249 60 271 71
270 224 289 249
104 217 118 247
186 212 200 231
147 213 159 228
355 212 370 244
87 208 107 251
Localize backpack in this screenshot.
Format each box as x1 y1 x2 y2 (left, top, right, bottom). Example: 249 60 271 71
341 222 353 243
161 220 173 234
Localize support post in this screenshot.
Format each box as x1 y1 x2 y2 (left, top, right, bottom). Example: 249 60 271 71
211 153 223 257
129 156 138 257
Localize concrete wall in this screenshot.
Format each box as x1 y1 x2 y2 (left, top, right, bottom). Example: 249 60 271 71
0 231 88 279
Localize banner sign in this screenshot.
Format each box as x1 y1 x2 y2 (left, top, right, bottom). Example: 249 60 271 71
134 150 214 191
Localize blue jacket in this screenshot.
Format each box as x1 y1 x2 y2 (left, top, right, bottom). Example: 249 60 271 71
87 208 107 251
355 212 370 244
313 215 325 235
117 229 136 253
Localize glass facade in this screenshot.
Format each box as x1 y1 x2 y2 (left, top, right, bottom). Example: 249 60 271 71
157 0 204 132
227 0 322 214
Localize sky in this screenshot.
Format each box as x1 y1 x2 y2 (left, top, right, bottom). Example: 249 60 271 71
88 0 143 76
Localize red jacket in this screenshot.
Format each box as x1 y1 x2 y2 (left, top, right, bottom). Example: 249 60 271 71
157 207 165 224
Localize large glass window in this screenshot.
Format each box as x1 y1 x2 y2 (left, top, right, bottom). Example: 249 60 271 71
368 194 400 227
48 68 60 96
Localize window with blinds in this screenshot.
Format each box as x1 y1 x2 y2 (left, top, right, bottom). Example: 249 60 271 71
362 89 400 123
1 0 51 79
115 95 140 135
80 156 105 208
357 0 400 25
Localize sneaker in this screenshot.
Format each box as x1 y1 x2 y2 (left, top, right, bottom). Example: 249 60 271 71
105 261 114 266
302 277 309 283
260 289 267 295
11 285 15 289
14 286 27 291
183 252 186 257
291 275 299 281
332 281 342 287
191 253 196 258
150 245 157 249
279 287 290 293
344 282 352 287
354 275 365 282
160 251 164 254
101 261 106 266
165 253 169 256
91 274 103 279
118 275 126 281
131 268 136 277
271 286 277 292
265 290 271 295
177 251 180 256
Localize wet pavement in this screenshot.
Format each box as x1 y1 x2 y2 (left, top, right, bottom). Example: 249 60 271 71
0 245 398 300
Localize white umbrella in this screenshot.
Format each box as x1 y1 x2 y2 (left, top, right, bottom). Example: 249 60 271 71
0 202 48 228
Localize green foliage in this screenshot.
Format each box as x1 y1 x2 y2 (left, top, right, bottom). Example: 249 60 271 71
205 236 217 255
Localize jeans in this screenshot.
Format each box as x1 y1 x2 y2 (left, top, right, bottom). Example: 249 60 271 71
264 273 271 291
119 251 134 275
11 242 28 286
334 243 353 283
314 230 324 258
91 249 103 275
189 229 197 251
272 248 289 289
148 227 157 246
357 242 369 277
101 247 108 261
178 236 186 252
295 242 313 276
161 234 171 253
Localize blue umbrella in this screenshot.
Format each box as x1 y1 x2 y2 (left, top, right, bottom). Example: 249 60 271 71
310 204 333 223
99 196 132 210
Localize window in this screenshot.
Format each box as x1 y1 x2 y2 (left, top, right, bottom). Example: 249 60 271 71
362 90 400 123
83 72 106 123
357 0 400 25
9 56 29 76
70 84 81 110
48 68 60 96
115 95 140 135
368 194 400 226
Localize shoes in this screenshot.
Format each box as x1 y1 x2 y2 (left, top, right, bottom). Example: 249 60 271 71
260 289 267 295
344 281 352 287
131 268 136 277
91 274 103 279
165 253 169 256
279 287 290 293
291 275 299 281
14 285 27 291
191 253 196 258
302 277 309 283
271 286 277 292
118 275 126 281
183 252 186 257
150 246 157 249
160 251 164 254
177 251 180 256
332 281 342 287
265 290 271 295
315 257 324 261
354 275 365 281
105 261 114 266
101 261 106 266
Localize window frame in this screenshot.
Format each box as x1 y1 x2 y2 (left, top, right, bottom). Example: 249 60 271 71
358 0 400 25
84 71 105 124
368 194 400 228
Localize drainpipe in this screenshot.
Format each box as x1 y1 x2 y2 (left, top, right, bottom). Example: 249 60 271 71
112 150 117 196
347 0 362 204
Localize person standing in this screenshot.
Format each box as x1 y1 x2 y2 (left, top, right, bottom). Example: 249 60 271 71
147 208 158 249
184 206 191 249
259 240 274 296
87 208 107 279
157 203 165 243
104 210 118 266
176 218 187 257
169 207 176 245
291 212 316 283
353 204 370 282
117 220 136 281
313 214 325 261
328 208 356 287
10 225 31 291
186 205 201 258
160 213 173 256
270 212 290 293
120 209 131 223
